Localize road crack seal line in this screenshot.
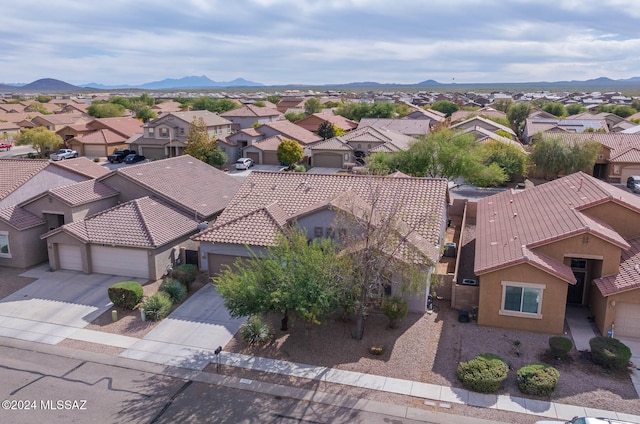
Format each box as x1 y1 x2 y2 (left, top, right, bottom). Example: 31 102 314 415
149 380 193 424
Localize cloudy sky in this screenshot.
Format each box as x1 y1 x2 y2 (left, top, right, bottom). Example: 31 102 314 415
2 0 639 86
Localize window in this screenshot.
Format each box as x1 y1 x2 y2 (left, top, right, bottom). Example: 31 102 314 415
314 227 323 238
180 128 185 135
160 128 169 138
0 232 10 258
570 259 587 269
500 281 544 318
148 127 154 136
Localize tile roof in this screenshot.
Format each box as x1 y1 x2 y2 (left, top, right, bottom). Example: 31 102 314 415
247 135 287 152
158 110 233 127
475 172 636 278
220 104 282 118
50 157 111 179
44 196 199 248
194 172 449 265
46 180 119 207
609 147 640 163
0 205 45 230
341 126 415 151
103 155 241 219
75 129 125 144
258 120 322 145
358 118 430 136
461 126 525 152
0 159 50 200
451 116 516 136
548 133 640 158
90 117 143 138
594 238 640 296
298 113 358 130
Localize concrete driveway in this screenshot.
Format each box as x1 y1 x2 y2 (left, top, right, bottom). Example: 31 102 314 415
0 265 146 344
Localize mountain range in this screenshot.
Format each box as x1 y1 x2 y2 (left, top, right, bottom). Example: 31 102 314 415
1 76 639 92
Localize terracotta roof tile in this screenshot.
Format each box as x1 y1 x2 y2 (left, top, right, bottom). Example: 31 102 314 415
75 129 125 144
220 104 282 118
0 205 45 230
358 118 430 136
105 155 241 219
594 238 640 296
248 135 287 152
47 180 119 206
258 120 322 145
475 172 636 277
50 157 111 179
0 159 50 200
194 172 448 264
48 196 198 248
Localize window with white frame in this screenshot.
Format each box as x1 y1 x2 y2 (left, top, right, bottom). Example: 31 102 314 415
0 232 10 258
500 281 544 318
160 128 169 138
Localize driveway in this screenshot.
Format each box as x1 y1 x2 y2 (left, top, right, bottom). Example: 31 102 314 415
0 265 146 344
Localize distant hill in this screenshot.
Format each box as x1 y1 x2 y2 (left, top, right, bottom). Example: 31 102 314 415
83 75 263 90
417 79 442 86
17 78 86 92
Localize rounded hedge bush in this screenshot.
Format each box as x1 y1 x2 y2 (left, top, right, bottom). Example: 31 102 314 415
142 292 173 321
381 296 408 328
457 353 509 393
159 279 187 303
517 363 560 396
548 336 573 358
171 264 198 290
108 281 143 310
589 336 632 370
240 316 273 346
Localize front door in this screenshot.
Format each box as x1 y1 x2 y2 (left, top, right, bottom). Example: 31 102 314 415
568 258 587 304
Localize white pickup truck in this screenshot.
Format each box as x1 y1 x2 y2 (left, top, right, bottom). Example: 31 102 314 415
50 149 78 161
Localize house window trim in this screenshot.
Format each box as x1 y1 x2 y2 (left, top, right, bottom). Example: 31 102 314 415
0 231 11 258
499 281 545 319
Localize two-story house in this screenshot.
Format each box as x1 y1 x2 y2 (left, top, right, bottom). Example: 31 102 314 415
129 111 233 160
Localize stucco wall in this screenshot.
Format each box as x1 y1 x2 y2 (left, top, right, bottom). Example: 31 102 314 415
151 235 200 280
592 288 640 337
478 263 568 334
0 224 47 268
582 202 640 240
100 174 153 203
0 167 88 208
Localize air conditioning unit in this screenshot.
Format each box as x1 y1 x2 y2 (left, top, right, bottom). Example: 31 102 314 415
443 242 456 258
461 279 478 286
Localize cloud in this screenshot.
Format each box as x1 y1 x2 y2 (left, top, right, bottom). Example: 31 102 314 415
1 0 639 85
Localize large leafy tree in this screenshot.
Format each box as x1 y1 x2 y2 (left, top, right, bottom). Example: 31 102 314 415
191 97 239 113
304 97 322 115
14 127 63 157
317 121 336 139
507 102 531 141
477 140 527 178
565 104 584 116
335 101 396 121
87 102 126 118
542 102 566 117
429 100 459 117
208 147 228 168
529 136 600 180
184 117 217 162
491 99 513 113
214 228 352 326
277 138 304 168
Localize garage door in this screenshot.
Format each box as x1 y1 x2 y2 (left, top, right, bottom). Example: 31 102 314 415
84 144 105 157
620 167 640 185
313 153 343 168
90 245 149 279
208 253 241 277
246 151 260 164
615 302 640 338
58 244 83 271
141 147 165 161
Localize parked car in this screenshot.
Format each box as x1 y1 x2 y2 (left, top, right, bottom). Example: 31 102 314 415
626 176 640 193
123 153 146 164
235 157 254 170
0 142 12 151
107 148 135 163
50 149 78 161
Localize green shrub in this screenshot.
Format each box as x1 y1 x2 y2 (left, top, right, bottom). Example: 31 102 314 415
159 279 187 303
239 316 273 346
171 264 198 289
589 337 632 370
517 364 560 396
548 336 573 358
142 292 173 321
93 157 100 162
369 345 385 355
457 353 509 393
381 296 408 328
108 281 143 310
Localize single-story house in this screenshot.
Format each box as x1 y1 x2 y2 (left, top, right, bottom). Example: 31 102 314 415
295 112 358 133
474 172 640 337
58 117 143 157
358 118 430 137
193 171 449 312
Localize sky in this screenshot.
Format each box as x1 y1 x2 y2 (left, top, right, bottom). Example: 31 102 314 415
2 0 640 86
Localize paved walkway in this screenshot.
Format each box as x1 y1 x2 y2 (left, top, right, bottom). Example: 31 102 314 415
0 267 639 423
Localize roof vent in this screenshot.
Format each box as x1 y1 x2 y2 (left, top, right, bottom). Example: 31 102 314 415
196 221 208 231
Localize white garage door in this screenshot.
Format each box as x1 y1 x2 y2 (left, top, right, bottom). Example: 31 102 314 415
58 244 83 271
90 245 149 279
615 302 640 339
84 144 105 157
620 167 640 185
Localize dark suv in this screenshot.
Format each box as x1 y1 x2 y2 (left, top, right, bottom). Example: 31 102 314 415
626 175 640 193
107 149 134 163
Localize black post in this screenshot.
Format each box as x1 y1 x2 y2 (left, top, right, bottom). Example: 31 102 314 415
214 346 222 372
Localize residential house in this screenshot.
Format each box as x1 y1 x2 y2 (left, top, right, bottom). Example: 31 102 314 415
523 118 608 144
567 112 636 133
58 117 143 157
151 101 183 114
193 171 449 312
30 113 88 131
451 116 517 139
220 104 283 130
276 97 305 113
309 126 415 168
41 155 242 280
474 172 640 337
402 104 447 124
459 126 525 152
0 158 110 268
128 111 233 160
0 121 21 141
450 106 507 124
358 118 430 137
295 113 358 133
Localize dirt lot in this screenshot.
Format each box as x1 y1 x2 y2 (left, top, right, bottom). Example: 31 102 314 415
0 267 36 299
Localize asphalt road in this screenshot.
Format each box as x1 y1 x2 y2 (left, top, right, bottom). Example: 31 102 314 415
0 345 434 424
